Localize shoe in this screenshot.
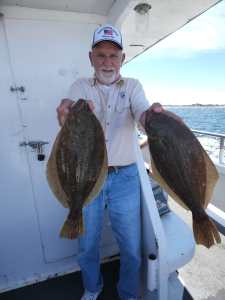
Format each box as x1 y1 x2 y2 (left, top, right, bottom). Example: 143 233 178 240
81 289 102 300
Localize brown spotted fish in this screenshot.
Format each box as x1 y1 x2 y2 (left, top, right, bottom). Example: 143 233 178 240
145 111 221 248
47 99 107 239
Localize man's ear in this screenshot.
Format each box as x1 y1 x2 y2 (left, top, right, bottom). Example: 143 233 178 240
89 51 93 66
121 53 126 65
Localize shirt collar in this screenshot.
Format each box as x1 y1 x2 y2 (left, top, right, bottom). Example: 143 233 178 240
90 75 124 87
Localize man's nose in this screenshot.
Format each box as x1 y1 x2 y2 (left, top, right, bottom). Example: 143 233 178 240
103 56 113 66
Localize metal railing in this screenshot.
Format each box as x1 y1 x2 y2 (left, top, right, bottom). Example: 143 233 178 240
192 129 225 164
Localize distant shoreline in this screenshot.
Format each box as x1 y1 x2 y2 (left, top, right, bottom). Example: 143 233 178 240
165 104 225 107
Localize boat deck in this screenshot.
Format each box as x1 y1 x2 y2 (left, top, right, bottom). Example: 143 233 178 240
170 200 225 300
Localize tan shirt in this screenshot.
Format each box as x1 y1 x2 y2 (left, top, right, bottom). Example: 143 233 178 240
68 77 151 166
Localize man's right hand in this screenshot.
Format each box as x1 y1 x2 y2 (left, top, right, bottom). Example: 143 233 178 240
56 99 95 126
56 98 74 126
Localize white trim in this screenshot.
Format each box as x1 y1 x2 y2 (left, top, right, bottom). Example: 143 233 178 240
207 203 225 228
134 133 169 300
0 5 106 24
0 255 119 294
0 265 79 294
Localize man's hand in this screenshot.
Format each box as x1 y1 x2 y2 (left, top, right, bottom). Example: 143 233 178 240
56 99 95 126
140 102 164 127
57 98 74 126
140 102 183 127
149 102 164 113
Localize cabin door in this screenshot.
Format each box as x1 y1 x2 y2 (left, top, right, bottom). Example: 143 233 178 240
3 18 117 263
0 18 44 278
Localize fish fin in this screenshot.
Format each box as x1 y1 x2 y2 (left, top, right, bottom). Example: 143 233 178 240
150 158 189 210
46 133 70 208
60 215 84 239
202 151 219 209
84 143 108 206
193 215 221 248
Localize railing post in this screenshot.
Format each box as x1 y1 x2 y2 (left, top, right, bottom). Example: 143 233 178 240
219 137 225 164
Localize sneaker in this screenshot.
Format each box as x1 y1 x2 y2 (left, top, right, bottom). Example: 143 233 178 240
80 289 102 300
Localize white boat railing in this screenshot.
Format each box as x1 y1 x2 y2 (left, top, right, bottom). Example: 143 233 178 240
192 129 225 164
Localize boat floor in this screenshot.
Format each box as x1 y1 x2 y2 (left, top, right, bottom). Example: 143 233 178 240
170 200 225 300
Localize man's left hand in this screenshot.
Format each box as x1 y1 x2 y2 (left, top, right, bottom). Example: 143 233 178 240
139 102 164 127
140 102 183 127
149 102 164 113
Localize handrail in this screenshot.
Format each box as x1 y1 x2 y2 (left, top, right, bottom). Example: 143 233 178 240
192 129 225 139
192 129 225 164
139 129 225 164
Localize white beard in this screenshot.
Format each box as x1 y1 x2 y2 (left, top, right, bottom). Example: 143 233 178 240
95 68 118 85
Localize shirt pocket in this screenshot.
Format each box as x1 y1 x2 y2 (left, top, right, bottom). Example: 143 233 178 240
115 97 130 113
114 97 133 128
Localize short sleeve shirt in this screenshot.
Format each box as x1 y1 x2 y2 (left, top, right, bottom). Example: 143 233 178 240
68 77 151 166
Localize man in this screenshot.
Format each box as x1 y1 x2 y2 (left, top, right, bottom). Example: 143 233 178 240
57 24 163 300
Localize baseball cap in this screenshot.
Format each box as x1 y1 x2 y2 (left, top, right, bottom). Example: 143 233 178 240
92 24 123 49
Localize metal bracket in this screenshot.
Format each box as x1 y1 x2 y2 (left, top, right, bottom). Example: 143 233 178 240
20 140 49 161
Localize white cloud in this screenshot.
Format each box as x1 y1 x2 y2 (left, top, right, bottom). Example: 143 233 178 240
162 18 224 50
149 1 225 57
145 86 225 105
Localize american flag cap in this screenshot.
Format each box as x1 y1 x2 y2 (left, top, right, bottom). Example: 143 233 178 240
92 24 123 49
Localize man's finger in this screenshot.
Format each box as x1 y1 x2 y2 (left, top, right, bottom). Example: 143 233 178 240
87 100 95 111
150 102 164 113
56 99 74 126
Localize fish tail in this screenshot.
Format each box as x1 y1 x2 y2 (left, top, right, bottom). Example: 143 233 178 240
193 215 221 248
60 216 84 239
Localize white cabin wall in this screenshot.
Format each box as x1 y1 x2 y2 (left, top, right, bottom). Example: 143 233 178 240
0 6 119 292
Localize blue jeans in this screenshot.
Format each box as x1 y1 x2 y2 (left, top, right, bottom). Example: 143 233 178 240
77 163 141 300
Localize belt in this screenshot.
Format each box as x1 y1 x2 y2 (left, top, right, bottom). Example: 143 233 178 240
108 164 134 173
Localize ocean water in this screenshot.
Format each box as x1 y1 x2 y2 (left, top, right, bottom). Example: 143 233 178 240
165 106 225 162
166 106 225 134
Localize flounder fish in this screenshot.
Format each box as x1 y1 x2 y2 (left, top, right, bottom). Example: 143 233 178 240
47 99 107 239
145 111 221 248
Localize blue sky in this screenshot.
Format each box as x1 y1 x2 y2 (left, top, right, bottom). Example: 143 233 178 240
121 0 225 105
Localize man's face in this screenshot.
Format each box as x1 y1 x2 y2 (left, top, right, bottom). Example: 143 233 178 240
89 41 125 85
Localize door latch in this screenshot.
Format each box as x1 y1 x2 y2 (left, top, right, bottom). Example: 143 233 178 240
20 140 49 161
10 86 25 93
